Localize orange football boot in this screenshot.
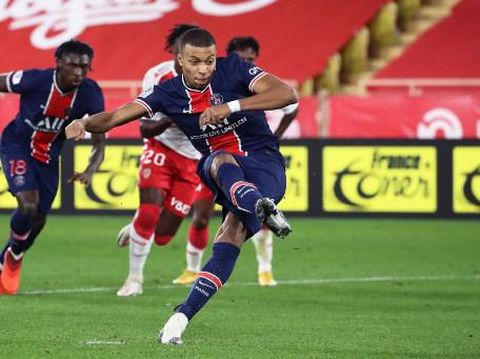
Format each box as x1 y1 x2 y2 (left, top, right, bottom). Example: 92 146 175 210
0 248 23 295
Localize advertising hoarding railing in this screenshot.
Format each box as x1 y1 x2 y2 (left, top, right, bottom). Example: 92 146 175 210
0 139 478 218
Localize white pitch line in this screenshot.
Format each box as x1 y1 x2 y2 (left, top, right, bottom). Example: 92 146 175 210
18 275 479 296
84 340 125 345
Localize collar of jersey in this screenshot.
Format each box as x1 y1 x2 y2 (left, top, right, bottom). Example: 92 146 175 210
181 74 211 93
53 70 78 96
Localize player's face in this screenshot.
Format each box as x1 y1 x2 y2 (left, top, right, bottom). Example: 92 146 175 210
56 53 91 91
178 44 216 89
236 47 258 64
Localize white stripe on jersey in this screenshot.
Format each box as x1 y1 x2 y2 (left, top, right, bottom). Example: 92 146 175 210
134 98 153 118
5 71 13 92
248 71 268 93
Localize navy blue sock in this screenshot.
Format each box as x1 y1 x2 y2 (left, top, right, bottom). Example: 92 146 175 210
177 242 241 320
216 163 262 213
8 209 34 255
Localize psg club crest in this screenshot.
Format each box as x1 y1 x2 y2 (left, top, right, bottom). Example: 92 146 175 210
210 93 224 106
14 176 25 187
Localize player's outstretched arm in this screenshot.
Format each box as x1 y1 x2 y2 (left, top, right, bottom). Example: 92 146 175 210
274 103 299 138
65 102 147 140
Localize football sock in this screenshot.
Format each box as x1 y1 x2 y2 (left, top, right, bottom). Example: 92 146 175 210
177 242 240 320
251 229 274 273
186 226 208 272
216 163 262 213
186 241 204 273
128 224 153 280
8 209 33 256
132 204 162 240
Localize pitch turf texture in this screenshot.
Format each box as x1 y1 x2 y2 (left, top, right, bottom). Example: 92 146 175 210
0 215 478 358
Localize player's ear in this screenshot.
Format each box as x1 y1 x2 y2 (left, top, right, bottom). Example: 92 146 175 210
177 53 184 67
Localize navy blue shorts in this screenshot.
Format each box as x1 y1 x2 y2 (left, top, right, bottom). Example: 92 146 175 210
198 148 286 237
0 142 59 214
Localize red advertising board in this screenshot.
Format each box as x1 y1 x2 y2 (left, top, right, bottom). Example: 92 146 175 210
329 95 480 139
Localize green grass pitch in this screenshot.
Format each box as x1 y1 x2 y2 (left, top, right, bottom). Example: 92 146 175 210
0 215 479 358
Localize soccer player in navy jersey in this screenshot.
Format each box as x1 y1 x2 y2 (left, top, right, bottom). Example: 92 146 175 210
65 28 296 344
0 40 105 295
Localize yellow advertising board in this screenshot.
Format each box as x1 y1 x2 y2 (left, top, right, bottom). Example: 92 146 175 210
0 161 61 210
453 147 480 213
74 145 142 209
323 146 437 212
278 146 308 211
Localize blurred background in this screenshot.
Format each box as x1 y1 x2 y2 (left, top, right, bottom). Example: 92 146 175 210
1 0 479 218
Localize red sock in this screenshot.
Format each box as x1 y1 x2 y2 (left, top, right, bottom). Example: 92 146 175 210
132 204 162 240
188 225 209 250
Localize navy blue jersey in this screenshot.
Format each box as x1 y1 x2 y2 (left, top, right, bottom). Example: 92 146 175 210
135 53 278 156
1 68 104 163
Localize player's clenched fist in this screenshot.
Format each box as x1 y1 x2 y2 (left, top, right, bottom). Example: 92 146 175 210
65 120 86 140
199 104 231 128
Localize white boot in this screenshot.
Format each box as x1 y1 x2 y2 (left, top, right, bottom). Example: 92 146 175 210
158 312 189 344
116 275 143 297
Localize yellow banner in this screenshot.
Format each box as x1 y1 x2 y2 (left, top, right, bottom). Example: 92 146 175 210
0 161 61 210
323 146 437 212
279 146 308 211
74 145 142 209
453 147 480 213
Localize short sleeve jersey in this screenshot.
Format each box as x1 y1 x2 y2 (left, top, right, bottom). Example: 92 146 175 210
135 53 278 157
1 69 104 163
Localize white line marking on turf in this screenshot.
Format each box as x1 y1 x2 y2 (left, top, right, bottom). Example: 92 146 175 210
84 340 125 345
19 275 479 296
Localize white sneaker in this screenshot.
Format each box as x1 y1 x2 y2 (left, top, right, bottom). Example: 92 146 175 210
158 312 189 344
116 275 143 297
116 223 132 247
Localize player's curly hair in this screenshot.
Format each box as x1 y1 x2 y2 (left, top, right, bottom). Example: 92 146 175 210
165 23 199 53
226 37 260 56
55 39 94 60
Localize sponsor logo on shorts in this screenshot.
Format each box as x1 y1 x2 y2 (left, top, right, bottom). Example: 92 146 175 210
170 196 190 215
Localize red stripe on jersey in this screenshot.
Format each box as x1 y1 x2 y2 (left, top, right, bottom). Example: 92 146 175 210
44 83 76 118
31 131 56 163
198 271 222 290
30 83 77 163
206 130 247 156
185 86 212 113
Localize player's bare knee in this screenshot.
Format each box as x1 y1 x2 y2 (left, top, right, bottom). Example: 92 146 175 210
209 153 239 180
154 234 173 246
192 215 209 229
18 201 39 218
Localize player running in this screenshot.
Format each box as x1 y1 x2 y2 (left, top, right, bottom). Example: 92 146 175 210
114 23 213 297
0 40 105 295
65 28 296 344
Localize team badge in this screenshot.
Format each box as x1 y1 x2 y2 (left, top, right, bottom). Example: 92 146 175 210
210 93 224 106
14 176 25 187
142 168 151 179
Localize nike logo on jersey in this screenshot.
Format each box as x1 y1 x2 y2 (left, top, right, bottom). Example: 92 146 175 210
182 108 192 114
